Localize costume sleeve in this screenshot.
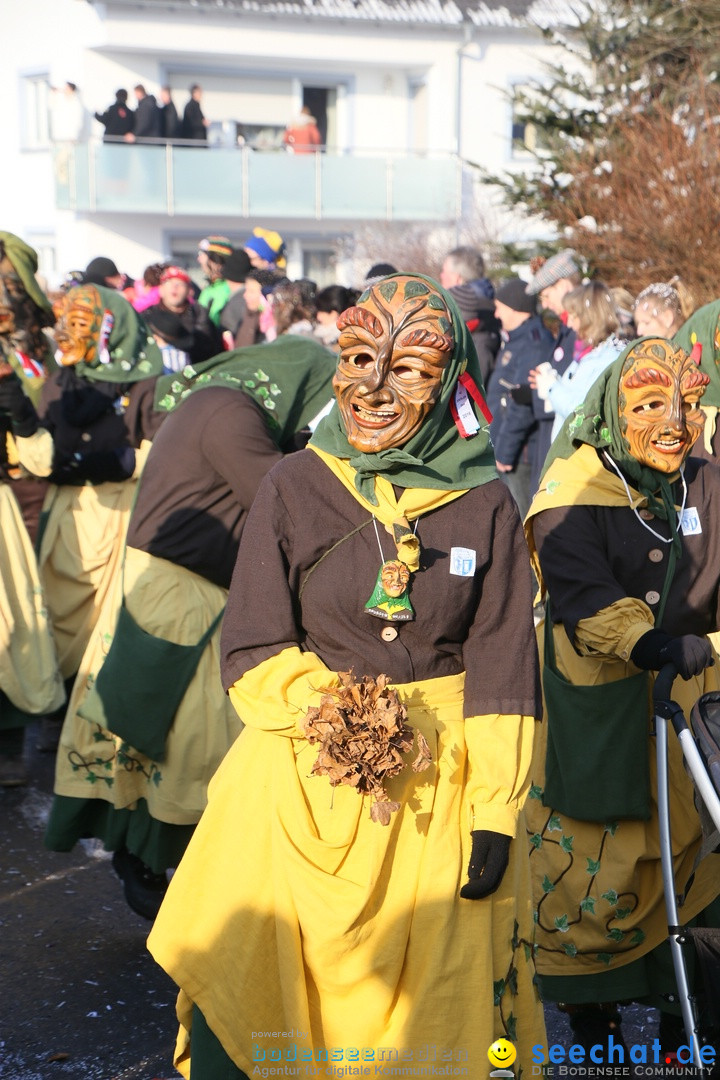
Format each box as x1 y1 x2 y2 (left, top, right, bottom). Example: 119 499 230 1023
228 647 338 738
464 713 535 837
199 395 283 512
574 598 655 662
533 503 629 641
14 429 54 477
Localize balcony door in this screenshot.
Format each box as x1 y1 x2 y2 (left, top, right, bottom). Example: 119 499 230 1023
301 87 337 150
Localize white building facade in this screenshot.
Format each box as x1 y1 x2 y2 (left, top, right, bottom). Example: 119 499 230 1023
4 0 569 285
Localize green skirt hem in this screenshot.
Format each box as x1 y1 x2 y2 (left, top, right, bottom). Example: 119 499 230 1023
44 794 195 874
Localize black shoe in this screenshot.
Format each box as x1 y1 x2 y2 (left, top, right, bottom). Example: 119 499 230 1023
112 847 168 921
563 1004 629 1074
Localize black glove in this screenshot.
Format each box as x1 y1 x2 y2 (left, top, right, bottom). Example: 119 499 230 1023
51 446 136 486
459 830 511 900
510 383 532 406
631 628 714 680
0 373 39 438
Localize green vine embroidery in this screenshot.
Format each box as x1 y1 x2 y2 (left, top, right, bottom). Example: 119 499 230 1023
68 723 162 787
527 787 645 962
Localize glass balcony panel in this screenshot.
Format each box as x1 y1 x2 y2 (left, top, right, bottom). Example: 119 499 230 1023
94 144 168 213
390 157 457 220
173 146 243 214
321 155 388 218
54 144 460 221
247 152 316 216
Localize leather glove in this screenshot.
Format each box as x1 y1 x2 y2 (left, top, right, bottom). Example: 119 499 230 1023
631 629 714 680
459 830 511 900
0 373 39 438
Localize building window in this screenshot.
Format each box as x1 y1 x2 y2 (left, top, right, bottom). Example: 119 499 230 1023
20 72 51 149
510 84 548 158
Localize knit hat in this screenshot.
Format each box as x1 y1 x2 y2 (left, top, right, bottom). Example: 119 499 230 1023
85 256 121 285
495 277 536 315
160 265 192 285
244 228 286 270
223 249 252 284
145 308 194 351
198 236 233 258
525 250 580 295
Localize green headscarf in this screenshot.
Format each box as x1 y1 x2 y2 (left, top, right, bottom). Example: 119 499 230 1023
542 337 689 530
58 285 163 384
153 335 337 449
673 299 720 408
309 273 497 504
0 231 54 320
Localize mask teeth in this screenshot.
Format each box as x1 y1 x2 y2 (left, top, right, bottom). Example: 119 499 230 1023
690 341 702 365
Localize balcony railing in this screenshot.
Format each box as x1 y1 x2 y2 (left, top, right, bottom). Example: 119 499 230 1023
53 140 463 222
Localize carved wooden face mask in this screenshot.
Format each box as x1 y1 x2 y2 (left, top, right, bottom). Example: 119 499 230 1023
0 255 26 336
53 285 105 367
618 338 709 473
334 276 453 452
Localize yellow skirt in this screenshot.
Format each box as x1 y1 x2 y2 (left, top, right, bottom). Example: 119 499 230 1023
0 485 64 716
54 546 241 825
38 478 140 680
527 619 720 981
148 672 546 1078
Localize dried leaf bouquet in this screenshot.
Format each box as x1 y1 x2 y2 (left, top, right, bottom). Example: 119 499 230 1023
303 670 432 825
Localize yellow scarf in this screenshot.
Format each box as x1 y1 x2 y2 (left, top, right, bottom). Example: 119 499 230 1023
309 445 468 572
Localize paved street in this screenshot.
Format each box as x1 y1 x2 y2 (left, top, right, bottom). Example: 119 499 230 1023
0 720 177 1080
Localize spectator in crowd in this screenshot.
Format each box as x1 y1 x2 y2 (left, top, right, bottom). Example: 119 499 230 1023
127 85 161 141
218 250 264 350
439 245 501 385
130 262 168 313
282 105 322 153
312 284 357 351
364 261 397 287
84 256 125 291
197 236 233 328
611 286 637 341
634 277 695 338
144 264 221 364
145 308 194 373
270 280 317 339
243 228 287 272
538 280 623 444
159 86 180 140
525 249 582 371
94 89 134 142
488 277 553 516
181 84 209 143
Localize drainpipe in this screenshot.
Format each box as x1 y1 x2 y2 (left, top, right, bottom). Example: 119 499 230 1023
455 24 472 245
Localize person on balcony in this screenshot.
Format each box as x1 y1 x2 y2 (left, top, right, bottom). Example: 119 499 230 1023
126 85 161 142
282 105 322 153
159 87 180 141
94 89 134 143
181 84 209 143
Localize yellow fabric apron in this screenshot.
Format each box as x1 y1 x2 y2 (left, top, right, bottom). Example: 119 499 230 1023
38 442 151 680
148 670 546 1078
54 545 239 825
0 485 64 715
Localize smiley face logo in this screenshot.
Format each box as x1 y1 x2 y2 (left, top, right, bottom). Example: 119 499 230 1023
487 1038 517 1070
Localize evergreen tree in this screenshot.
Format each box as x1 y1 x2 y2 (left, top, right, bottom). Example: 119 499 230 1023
491 0 720 299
